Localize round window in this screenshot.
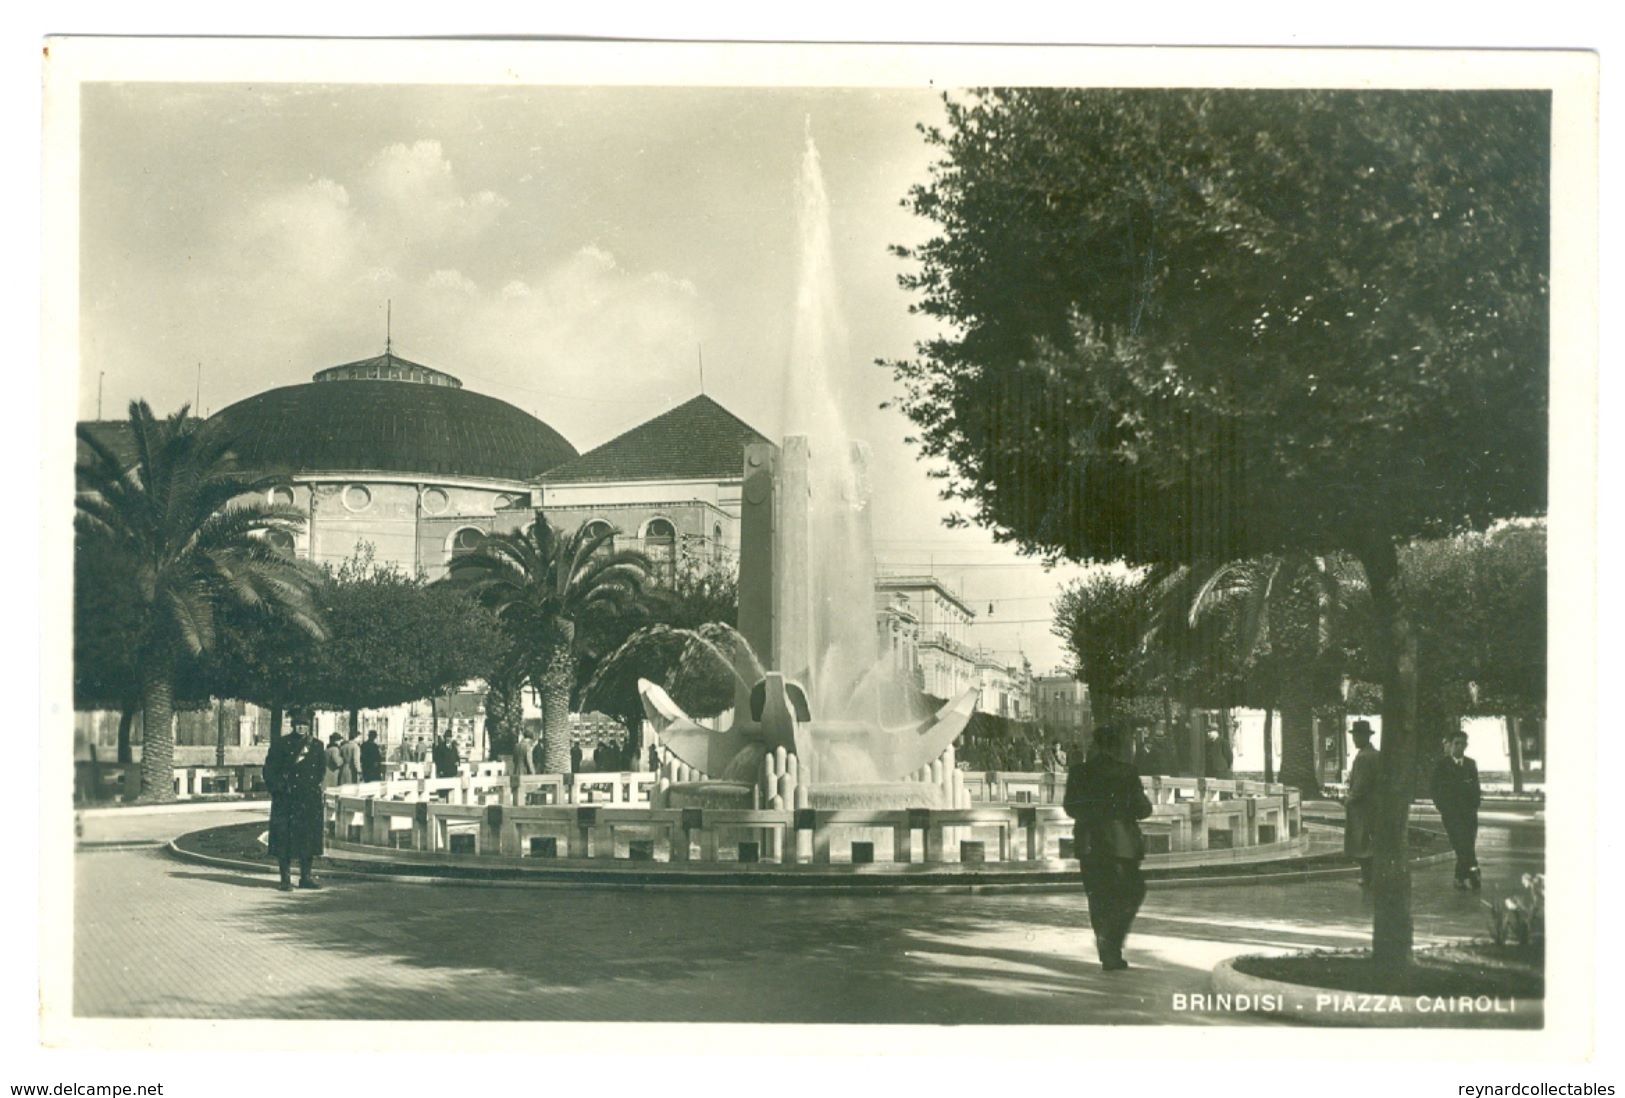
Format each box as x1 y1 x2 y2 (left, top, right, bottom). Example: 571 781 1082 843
452 527 486 555
342 484 372 512
268 486 296 508
421 487 449 515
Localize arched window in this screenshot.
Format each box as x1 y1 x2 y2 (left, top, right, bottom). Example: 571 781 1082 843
712 522 724 562
644 518 676 583
451 527 486 558
584 520 615 554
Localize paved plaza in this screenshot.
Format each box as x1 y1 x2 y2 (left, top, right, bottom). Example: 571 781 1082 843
72 809 1542 1024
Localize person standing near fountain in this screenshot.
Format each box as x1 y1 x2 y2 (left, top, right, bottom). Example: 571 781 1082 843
1063 724 1154 971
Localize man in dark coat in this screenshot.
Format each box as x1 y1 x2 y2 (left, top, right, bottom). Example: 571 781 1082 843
1345 720 1381 887
264 723 327 891
1431 730 1483 890
360 730 384 783
1064 724 1154 971
432 731 461 778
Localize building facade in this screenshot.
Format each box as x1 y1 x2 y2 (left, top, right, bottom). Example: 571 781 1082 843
1031 672 1093 744
534 394 773 582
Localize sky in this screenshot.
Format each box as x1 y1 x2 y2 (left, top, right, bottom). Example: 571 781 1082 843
78 81 1097 673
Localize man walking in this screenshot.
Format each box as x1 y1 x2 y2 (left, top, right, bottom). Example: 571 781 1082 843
1431 730 1482 890
1063 724 1154 971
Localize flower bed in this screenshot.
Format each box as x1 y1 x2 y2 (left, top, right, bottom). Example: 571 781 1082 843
1232 943 1543 999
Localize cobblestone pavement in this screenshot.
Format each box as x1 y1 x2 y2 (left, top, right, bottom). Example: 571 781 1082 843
72 812 1542 1024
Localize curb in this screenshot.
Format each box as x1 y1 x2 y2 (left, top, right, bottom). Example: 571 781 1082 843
1210 957 1543 1028
77 799 269 819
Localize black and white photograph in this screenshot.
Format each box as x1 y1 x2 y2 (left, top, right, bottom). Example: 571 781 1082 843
27 28 1608 1089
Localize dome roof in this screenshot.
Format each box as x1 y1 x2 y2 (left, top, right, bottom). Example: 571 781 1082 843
205 353 578 482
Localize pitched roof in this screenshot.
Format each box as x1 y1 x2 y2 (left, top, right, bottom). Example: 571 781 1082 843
538 395 774 484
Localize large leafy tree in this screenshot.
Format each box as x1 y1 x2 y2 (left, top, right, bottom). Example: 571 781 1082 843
890 89 1548 967
447 516 652 774
1340 524 1547 787
74 401 325 801
305 546 505 738
1148 554 1360 793
1053 565 1245 776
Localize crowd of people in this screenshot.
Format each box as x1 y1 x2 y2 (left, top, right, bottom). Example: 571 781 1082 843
957 735 1069 772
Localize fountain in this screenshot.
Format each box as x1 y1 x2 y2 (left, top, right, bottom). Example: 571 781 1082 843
638 125 977 813
303 125 1305 879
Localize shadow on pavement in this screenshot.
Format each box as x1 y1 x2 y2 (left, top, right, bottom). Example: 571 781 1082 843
186 873 1221 1022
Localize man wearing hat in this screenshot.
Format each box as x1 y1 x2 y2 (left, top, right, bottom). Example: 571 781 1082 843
1430 730 1482 890
1063 723 1154 971
263 716 327 891
1345 719 1381 887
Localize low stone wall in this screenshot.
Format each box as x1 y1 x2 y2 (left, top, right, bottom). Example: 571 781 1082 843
320 768 1304 869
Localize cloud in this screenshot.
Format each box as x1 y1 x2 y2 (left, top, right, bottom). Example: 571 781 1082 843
426 268 479 295
179 141 708 438
360 140 508 249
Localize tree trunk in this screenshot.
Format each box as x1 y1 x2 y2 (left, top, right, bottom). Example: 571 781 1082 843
1278 676 1320 797
270 705 284 744
116 704 135 765
1507 715 1525 794
349 707 360 739
1356 534 1419 972
1262 703 1275 785
214 698 227 767
483 672 524 763
137 662 177 803
537 643 575 775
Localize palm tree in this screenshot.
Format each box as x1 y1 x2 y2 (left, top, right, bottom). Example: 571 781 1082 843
446 516 652 774
1145 553 1357 796
75 401 325 802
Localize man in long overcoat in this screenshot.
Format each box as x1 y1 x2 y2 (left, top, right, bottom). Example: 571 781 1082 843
322 734 344 788
339 729 363 785
1345 719 1381 887
1431 730 1483 890
1063 724 1154 971
433 731 461 779
360 730 385 783
264 723 327 891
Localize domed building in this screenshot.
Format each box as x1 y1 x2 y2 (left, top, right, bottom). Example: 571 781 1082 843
205 351 579 579
73 346 779 775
